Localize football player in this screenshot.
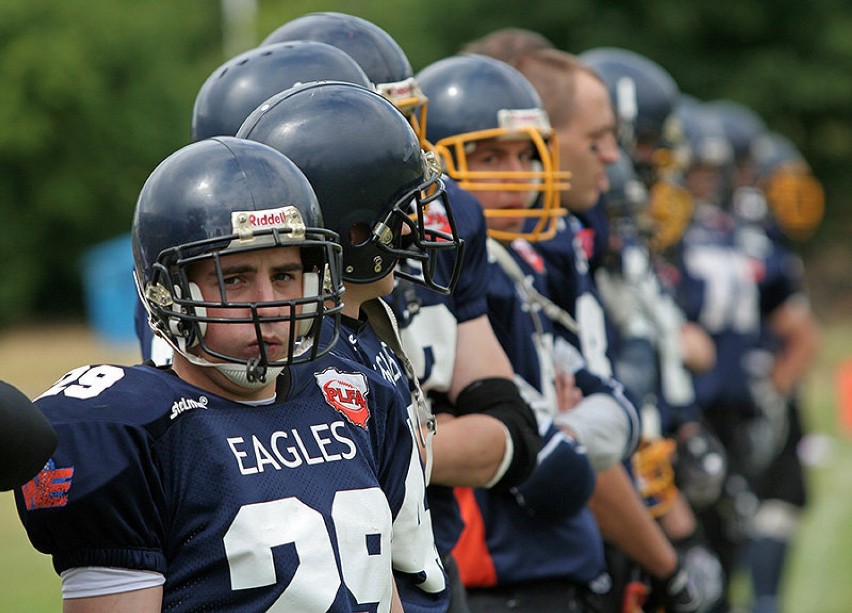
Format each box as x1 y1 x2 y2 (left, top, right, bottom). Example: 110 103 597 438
236 84 468 613
190 50 456 610
419 52 647 612
662 97 818 613
466 38 707 608
706 103 821 613
16 137 445 611
259 14 548 613
135 38 377 365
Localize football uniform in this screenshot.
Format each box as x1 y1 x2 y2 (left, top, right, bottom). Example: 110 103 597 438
385 179 490 559
668 204 766 424
451 235 641 592
526 213 642 458
663 202 799 600
732 216 810 511
16 356 445 612
597 231 702 435
533 213 617 379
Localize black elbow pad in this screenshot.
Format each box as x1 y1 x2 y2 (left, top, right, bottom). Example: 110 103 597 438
455 377 541 490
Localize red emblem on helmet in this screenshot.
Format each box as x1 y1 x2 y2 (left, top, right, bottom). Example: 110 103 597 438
314 368 371 428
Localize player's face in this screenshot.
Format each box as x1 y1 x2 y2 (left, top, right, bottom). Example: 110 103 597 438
556 72 619 212
467 138 537 235
192 246 305 366
685 163 723 205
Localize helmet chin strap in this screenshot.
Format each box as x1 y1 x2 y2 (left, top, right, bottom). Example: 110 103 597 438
169 347 286 390
214 362 286 390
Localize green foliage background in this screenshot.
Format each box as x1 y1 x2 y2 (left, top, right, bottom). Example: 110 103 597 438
1 0 851 325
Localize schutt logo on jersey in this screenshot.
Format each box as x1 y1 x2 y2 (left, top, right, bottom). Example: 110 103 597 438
314 367 371 429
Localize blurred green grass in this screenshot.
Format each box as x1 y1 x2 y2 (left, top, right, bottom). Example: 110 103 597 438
0 321 850 611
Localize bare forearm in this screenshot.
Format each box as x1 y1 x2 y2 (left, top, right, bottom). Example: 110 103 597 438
430 413 507 487
680 321 716 373
588 463 677 579
448 315 514 400
769 301 819 396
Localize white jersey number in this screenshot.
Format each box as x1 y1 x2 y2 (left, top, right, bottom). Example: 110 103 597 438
576 293 613 377
39 365 125 400
224 488 393 612
685 246 759 334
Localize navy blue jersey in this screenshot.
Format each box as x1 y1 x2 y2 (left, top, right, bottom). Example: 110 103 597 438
666 204 771 413
484 238 639 442
385 178 491 558
323 313 449 613
533 215 617 378
454 485 605 588
597 235 702 434
16 358 445 612
330 315 411 405
449 238 633 588
388 177 490 393
737 223 801 317
575 198 611 275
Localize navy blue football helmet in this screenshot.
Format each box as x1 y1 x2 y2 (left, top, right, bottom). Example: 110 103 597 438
675 97 734 170
191 41 372 142
260 12 428 144
580 47 680 150
704 99 767 166
416 54 569 242
668 97 738 213
133 137 344 385
236 81 463 294
605 147 649 222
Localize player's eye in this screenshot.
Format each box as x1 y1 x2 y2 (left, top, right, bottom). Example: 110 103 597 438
272 272 295 283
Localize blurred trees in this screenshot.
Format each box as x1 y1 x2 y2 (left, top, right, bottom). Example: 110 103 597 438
0 0 219 322
1 0 850 325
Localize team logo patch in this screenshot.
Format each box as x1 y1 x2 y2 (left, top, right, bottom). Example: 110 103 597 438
423 201 453 240
575 228 596 261
748 258 766 284
511 238 545 273
314 368 371 429
21 459 74 510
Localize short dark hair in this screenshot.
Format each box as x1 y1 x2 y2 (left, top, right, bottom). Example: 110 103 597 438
512 48 605 128
461 28 554 64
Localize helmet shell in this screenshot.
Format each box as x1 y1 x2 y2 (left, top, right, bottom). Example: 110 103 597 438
192 41 372 142
237 81 445 285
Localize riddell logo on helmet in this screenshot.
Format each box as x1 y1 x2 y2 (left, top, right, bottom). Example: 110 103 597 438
314 367 371 429
384 82 415 98
250 211 288 227
231 206 304 240
498 108 551 133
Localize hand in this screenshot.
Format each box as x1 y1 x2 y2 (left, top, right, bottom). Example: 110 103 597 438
745 377 790 474
647 561 703 613
555 369 583 412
